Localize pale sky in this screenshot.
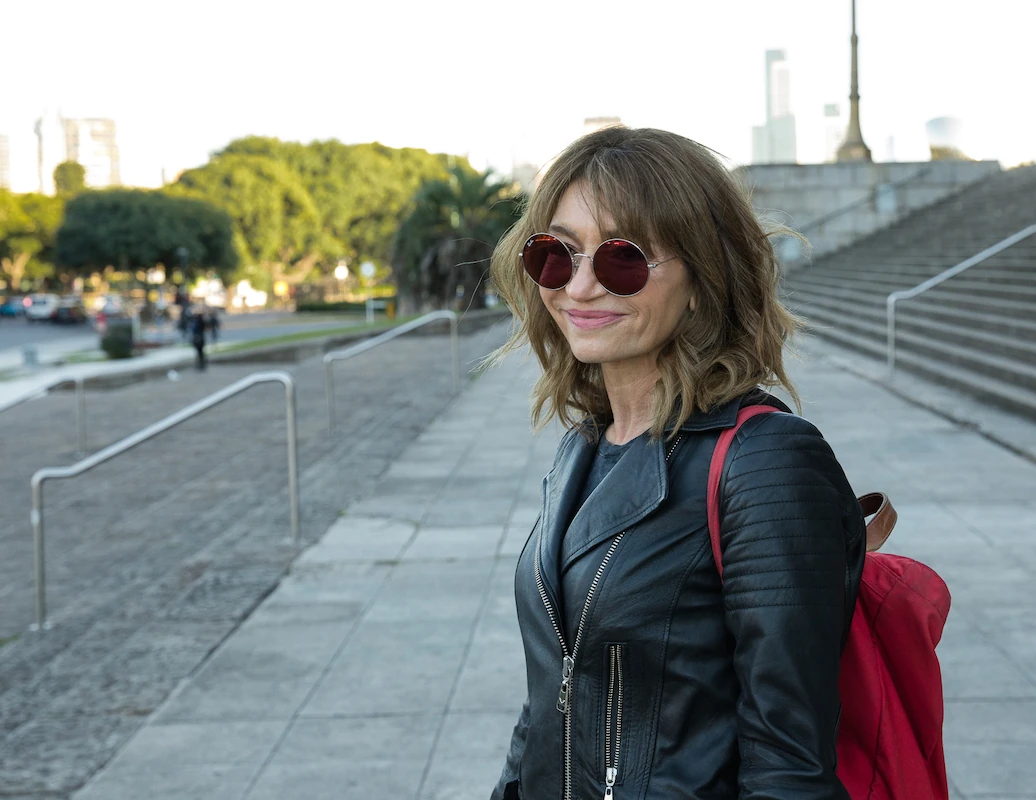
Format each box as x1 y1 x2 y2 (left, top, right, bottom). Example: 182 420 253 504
2 0 1034 192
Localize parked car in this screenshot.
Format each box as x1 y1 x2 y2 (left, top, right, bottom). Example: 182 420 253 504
0 296 26 317
24 293 60 322
94 298 130 333
52 296 89 324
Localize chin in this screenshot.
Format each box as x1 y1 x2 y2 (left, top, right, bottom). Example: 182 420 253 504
567 343 618 365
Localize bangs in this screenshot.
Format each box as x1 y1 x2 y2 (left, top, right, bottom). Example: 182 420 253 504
531 149 677 260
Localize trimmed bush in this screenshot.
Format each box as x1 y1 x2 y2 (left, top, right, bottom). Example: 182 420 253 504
101 320 134 359
296 299 397 314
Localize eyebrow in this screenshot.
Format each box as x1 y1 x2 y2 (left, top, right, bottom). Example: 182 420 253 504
547 223 582 243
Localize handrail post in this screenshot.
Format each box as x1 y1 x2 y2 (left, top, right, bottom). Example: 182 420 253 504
324 310 464 432
29 370 299 631
30 478 48 631
450 313 460 392
75 377 86 455
326 360 336 432
886 295 898 378
285 378 301 545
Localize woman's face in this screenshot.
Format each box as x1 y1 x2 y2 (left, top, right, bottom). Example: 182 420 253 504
539 180 693 380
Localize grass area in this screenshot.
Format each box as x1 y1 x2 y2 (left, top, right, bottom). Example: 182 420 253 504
63 351 107 365
0 634 18 649
212 315 424 356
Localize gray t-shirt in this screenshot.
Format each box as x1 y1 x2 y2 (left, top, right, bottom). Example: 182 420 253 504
576 433 632 511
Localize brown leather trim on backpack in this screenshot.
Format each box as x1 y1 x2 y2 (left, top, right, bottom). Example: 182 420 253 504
858 492 897 552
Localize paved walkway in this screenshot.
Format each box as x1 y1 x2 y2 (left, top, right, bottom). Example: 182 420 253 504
67 339 1036 800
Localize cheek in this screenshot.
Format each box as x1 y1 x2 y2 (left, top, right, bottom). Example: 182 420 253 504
539 286 562 318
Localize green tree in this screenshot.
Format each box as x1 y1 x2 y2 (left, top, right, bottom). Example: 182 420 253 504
393 168 523 311
54 161 87 195
55 190 237 281
217 137 462 271
0 190 64 291
168 154 322 292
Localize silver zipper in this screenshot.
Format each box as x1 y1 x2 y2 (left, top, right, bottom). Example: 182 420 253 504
533 434 682 800
604 645 624 799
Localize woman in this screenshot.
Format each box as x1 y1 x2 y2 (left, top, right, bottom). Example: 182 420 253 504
489 127 866 800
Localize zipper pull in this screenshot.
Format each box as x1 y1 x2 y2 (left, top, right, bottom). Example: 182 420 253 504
604 767 617 799
556 655 575 713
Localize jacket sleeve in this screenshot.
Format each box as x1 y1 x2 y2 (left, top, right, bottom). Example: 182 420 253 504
490 698 530 800
719 413 865 800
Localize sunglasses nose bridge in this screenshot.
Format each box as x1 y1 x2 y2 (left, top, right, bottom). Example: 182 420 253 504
565 251 606 297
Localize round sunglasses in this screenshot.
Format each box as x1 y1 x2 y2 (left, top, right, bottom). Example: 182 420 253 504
520 233 678 297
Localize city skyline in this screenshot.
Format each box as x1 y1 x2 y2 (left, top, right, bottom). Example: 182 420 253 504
752 49 798 164
1 0 1033 193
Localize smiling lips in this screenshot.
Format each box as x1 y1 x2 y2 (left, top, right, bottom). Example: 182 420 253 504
565 310 625 329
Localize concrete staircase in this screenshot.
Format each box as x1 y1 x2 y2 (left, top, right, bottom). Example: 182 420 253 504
783 164 1036 417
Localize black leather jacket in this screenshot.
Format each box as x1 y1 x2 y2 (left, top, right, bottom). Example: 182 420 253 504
492 394 866 800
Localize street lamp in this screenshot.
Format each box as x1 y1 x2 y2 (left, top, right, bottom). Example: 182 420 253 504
334 260 349 302
360 261 376 323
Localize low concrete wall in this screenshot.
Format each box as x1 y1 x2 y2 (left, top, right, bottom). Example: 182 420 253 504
737 160 1001 266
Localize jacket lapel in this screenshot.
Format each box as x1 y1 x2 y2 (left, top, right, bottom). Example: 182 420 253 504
537 393 788 591
536 430 596 608
559 432 668 571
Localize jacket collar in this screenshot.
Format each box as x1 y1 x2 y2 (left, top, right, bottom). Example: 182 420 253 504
536 391 790 601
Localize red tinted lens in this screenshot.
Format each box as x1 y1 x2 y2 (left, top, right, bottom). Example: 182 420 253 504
594 240 649 295
522 234 572 289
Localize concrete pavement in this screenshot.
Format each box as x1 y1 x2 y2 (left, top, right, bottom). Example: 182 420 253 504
64 338 1036 800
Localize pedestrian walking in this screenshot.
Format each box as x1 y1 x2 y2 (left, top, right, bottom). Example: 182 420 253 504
208 309 221 343
488 127 868 800
190 307 207 370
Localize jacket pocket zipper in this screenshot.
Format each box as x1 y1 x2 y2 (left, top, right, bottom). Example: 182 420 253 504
533 434 681 800
603 643 625 799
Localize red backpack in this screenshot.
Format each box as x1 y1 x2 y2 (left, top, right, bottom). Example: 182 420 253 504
708 405 952 800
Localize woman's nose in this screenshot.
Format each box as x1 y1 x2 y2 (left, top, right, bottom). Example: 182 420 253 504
566 254 606 300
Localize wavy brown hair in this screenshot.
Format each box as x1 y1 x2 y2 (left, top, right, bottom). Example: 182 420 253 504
489 126 802 439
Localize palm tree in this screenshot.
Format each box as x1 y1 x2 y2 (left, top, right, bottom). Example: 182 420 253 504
393 167 523 312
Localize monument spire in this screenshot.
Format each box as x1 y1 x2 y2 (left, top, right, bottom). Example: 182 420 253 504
837 0 872 162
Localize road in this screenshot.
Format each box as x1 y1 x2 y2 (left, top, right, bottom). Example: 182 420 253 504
0 311 365 368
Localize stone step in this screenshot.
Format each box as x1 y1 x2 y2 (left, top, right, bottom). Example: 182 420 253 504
787 289 1036 364
823 252 1036 270
801 322 1036 419
827 238 1036 263
798 302 1036 392
794 270 1036 300
786 279 1036 321
787 282 1036 338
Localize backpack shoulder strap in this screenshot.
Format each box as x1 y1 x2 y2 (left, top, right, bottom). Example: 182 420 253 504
707 405 779 581
706 408 900 581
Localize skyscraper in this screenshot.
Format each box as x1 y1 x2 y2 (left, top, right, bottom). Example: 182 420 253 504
0 135 10 189
752 50 798 164
64 118 120 187
823 103 844 162
35 112 121 193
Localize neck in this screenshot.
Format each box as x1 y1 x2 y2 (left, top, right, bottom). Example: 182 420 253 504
601 362 660 445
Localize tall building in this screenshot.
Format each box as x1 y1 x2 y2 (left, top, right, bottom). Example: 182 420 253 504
34 112 120 193
0 135 10 189
823 103 844 162
64 118 120 187
751 50 798 164
35 112 65 194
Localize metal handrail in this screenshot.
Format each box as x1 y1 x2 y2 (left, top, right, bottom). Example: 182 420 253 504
886 224 1036 377
29 370 300 631
324 310 460 431
1 376 87 454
